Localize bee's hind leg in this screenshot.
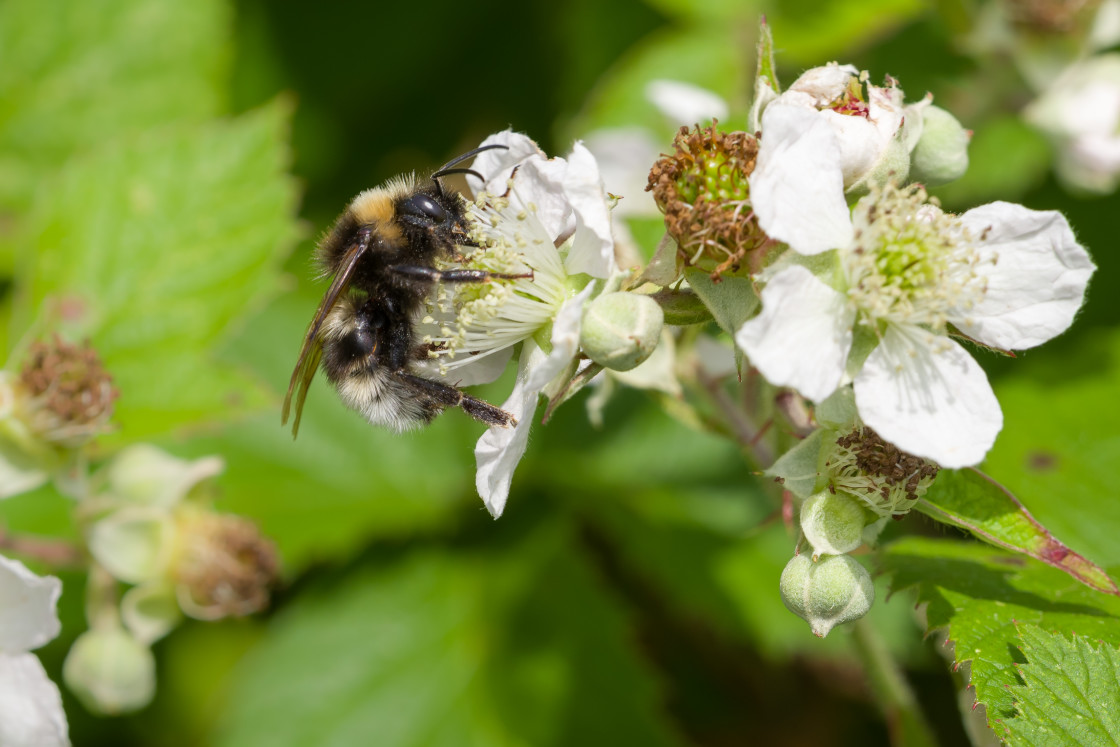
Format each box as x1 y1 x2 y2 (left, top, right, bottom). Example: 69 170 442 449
398 372 516 428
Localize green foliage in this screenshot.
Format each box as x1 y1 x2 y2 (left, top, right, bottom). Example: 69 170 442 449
0 0 231 213
215 523 683 747
15 102 300 444
983 327 1120 569
918 468 1118 595
931 117 1052 210
1005 625 1120 746
882 537 1120 733
178 289 482 571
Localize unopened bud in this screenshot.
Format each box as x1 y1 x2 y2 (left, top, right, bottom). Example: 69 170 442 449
580 292 664 371
910 105 970 186
63 625 155 714
780 553 874 637
800 491 867 557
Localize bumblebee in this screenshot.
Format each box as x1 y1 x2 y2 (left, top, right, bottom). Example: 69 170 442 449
282 144 525 436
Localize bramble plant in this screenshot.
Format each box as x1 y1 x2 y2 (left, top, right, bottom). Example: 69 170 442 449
2 1 1119 745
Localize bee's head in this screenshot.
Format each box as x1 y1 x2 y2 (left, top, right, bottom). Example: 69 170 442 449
396 188 472 248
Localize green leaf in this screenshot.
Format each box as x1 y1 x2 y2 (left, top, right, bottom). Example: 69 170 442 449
882 537 1120 734
931 116 1051 210
570 27 745 138
215 524 683 747
918 468 1119 596
683 269 758 339
0 0 231 211
764 0 926 64
982 326 1120 570
1005 624 1120 746
176 289 482 571
14 102 301 444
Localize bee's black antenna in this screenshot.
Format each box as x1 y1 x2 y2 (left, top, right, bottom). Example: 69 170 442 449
430 167 484 182
432 143 509 196
436 143 509 174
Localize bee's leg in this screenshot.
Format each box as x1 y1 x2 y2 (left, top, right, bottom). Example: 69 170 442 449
389 265 534 284
397 372 516 428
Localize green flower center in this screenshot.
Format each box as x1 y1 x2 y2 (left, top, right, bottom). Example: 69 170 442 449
844 183 985 331
675 151 751 204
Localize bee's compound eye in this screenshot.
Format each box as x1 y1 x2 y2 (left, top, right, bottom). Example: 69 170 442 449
401 194 448 223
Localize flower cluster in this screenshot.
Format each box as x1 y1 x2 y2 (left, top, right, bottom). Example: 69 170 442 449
0 338 281 725
428 46 1091 636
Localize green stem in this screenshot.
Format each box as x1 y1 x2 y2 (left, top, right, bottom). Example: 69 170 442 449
850 616 939 747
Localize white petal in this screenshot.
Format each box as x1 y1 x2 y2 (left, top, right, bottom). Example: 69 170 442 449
106 444 223 508
513 156 576 246
645 79 729 124
561 143 616 278
854 326 1002 468
787 63 860 103
472 131 545 195
87 508 175 584
751 103 854 255
820 111 883 187
475 287 591 517
735 266 854 402
121 583 181 646
0 556 61 653
0 652 69 747
953 202 1096 350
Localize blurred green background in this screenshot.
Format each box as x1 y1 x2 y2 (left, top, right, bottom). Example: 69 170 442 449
2 0 1118 744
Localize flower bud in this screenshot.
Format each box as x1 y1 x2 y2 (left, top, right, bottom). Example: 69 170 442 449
780 553 874 637
580 292 664 371
800 491 867 557
909 105 970 186
63 625 155 714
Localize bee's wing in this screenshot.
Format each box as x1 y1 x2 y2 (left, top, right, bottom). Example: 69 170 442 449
282 229 373 437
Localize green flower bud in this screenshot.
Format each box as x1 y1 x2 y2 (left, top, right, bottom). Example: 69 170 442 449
800 491 867 557
910 105 970 186
580 292 664 371
63 625 156 714
780 554 874 637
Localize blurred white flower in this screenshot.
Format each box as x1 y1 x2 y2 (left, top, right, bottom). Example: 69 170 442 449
0 555 69 747
1026 53 1120 193
422 131 616 517
645 79 729 125
738 122 1094 466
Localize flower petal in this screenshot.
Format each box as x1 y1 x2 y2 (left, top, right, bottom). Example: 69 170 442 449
736 266 854 402
475 287 591 517
952 202 1096 350
473 130 545 194
645 79 729 124
750 103 854 255
854 325 1002 468
0 652 69 747
560 143 617 278
0 555 61 653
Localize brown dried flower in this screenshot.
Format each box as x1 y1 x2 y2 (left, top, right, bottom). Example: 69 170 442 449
173 512 280 620
18 336 118 444
646 122 767 278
